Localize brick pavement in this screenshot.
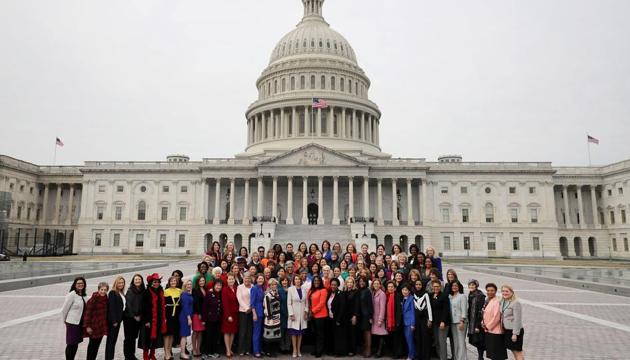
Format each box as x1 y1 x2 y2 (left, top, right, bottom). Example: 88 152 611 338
0 261 629 359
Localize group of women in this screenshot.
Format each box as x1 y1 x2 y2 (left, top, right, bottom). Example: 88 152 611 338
61 240 525 360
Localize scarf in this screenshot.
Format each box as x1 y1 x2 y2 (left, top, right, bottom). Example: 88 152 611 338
386 292 396 332
149 287 167 339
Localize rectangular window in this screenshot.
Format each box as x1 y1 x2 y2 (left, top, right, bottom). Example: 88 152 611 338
462 208 469 223
95 233 102 246
180 185 188 193
619 187 624 195
162 185 169 193
622 210 627 224
510 208 518 223
440 187 448 194
116 185 124 193
161 207 168 221
460 186 468 194
97 206 104 220
113 233 120 247
30 187 34 194
529 187 536 194
509 187 516 194
179 207 187 221
115 206 122 221
463 236 471 250
178 234 186 248
612 238 617 252
135 234 144 247
608 189 612 196
530 208 538 223
36 208 41 221
19 185 24 192
533 236 540 251
98 185 106 193
26 207 31 220
512 237 520 251
160 234 167 247
625 238 629 252
443 236 451 251
610 211 615 224
441 208 450 223
487 236 496 251
17 206 22 219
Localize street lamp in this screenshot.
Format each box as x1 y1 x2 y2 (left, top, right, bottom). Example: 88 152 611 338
362 223 368 243
258 223 264 240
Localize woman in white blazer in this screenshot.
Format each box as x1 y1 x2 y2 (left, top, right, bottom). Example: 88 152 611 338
287 275 309 357
61 277 87 360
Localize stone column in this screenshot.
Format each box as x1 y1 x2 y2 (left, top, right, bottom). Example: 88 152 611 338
576 185 584 228
304 106 310 136
363 177 369 217
341 108 346 138
377 178 383 225
421 180 428 224
228 178 236 224
406 178 414 225
257 177 264 218
243 179 250 224
360 112 365 140
66 184 75 225
590 186 598 226
348 177 354 221
280 108 285 138
213 178 221 224
375 118 380 145
318 176 324 224
392 179 399 226
316 108 322 136
301 177 308 224
292 107 297 137
272 177 278 220
332 176 340 224
41 183 49 224
328 107 334 137
202 179 209 222
352 110 357 139
286 177 294 224
54 184 62 225
562 185 572 227
417 181 423 225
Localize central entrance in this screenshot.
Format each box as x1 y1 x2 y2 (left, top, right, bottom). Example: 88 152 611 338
308 203 318 225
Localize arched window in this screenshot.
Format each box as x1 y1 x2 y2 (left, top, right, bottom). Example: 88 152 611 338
267 82 271 96
310 75 316 89
281 78 286 92
291 76 296 90
311 39 315 47
331 76 336 90
348 80 352 93
485 203 494 223
274 80 278 94
300 75 305 89
138 201 146 221
327 41 330 49
340 77 345 91
320 75 326 89
355 81 358 95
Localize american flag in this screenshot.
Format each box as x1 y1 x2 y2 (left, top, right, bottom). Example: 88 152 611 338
587 135 599 145
312 97 328 109
56 137 64 147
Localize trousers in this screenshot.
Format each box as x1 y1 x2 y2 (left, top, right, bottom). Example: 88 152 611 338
404 326 415 359
86 337 103 360
451 323 468 360
252 315 263 354
237 312 253 354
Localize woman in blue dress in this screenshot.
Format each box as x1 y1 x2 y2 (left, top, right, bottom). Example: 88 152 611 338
251 274 266 358
178 280 194 360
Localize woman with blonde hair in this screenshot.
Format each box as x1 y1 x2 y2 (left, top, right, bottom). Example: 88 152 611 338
178 280 194 359
105 276 126 360
501 284 524 360
425 245 443 280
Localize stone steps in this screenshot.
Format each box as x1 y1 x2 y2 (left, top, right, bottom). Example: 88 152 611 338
272 224 352 246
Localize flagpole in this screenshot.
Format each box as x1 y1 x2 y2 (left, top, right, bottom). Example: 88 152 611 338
53 139 57 166
587 142 592 167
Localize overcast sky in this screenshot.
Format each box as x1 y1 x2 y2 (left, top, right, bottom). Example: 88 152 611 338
1 0 629 166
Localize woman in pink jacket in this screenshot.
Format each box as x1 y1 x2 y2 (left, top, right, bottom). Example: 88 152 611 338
370 279 388 357
482 283 507 360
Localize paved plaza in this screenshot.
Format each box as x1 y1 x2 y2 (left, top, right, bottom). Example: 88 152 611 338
0 260 629 359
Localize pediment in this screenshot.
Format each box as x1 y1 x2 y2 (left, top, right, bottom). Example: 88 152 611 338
258 143 367 168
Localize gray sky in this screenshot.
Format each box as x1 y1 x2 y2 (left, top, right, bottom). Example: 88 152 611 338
1 0 629 166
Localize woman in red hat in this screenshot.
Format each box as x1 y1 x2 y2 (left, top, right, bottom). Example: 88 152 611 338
138 273 167 360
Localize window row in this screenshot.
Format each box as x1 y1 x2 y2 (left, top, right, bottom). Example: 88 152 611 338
441 185 537 195
441 234 541 251
97 184 189 193
611 236 630 252
94 232 187 248
440 205 539 224
95 202 189 221
260 74 365 98
274 38 352 59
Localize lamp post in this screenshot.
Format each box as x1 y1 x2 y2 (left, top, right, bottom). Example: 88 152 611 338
361 223 368 243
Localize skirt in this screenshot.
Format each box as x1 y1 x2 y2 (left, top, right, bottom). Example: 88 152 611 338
485 332 508 360
65 323 84 345
192 315 205 332
504 328 524 352
287 328 305 336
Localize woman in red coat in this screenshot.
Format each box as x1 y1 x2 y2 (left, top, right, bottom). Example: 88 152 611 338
83 282 109 360
222 273 240 358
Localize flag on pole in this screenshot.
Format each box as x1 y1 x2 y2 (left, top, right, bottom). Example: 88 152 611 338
312 97 329 109
587 135 599 145
56 137 64 147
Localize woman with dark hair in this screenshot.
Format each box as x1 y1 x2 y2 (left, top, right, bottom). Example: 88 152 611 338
343 276 359 356
339 259 349 280
391 244 403 257
321 240 332 262
482 283 507 360
191 276 207 358
239 246 249 260
192 262 212 290
308 263 321 282
61 277 87 360
84 282 109 360
468 280 486 360
277 276 291 354
139 273 167 360
251 274 266 358
327 278 346 356
329 251 340 269
430 280 451 360
357 276 374 357
203 279 223 358
307 243 319 265
407 244 419 265
171 270 184 289
297 242 308 256
309 275 328 358
421 257 434 287
385 280 403 359
413 279 433 360
449 281 468 360
163 276 182 360
124 274 145 360
346 243 358 263
401 284 416 360
222 274 239 358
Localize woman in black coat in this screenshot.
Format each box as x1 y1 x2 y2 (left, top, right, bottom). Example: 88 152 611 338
342 276 359 357
357 276 374 357
385 280 404 359
468 280 486 360
413 279 433 360
326 278 347 356
106 276 126 360
430 280 451 360
124 274 145 360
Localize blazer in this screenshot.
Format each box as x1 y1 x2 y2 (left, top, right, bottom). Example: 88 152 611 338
402 296 416 327
328 290 346 325
61 291 86 325
203 289 223 322
482 297 503 335
430 292 451 326
371 290 387 335
449 293 468 324
309 288 329 319
501 299 523 334
250 285 265 318
192 288 206 316
358 287 374 321
124 286 144 318
413 292 433 322
236 284 251 312
385 291 403 330
343 289 360 326
287 286 309 330
107 290 125 324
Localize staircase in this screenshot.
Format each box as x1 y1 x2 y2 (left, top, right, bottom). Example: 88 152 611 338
272 224 352 246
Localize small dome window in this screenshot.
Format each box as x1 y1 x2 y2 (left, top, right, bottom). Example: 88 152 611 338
334 42 338 50
303 39 307 48
318 40 323 47
311 39 315 47
326 41 330 49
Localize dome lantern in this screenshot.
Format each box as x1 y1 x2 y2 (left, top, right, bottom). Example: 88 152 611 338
302 0 325 22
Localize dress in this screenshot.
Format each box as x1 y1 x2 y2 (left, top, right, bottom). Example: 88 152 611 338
164 287 182 337
358 287 374 331
191 288 206 332
178 291 193 337
287 287 307 336
221 284 239 334
263 291 282 341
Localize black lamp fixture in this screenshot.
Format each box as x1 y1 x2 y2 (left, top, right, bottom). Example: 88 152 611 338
362 223 368 242
258 223 264 239
310 188 316 201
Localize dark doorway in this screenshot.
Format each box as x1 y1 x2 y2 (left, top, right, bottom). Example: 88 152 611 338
588 237 597 257
559 237 568 257
308 203 318 225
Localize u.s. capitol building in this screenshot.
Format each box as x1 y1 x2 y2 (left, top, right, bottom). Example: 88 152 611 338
1 0 629 259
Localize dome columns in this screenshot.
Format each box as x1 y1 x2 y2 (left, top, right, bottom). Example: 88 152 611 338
303 0 324 20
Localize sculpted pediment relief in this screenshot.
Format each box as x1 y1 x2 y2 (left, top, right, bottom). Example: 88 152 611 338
258 144 366 168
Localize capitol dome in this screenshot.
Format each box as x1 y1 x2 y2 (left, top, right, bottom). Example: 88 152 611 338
241 0 387 159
